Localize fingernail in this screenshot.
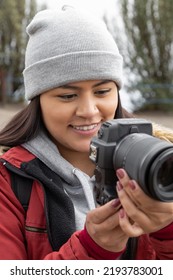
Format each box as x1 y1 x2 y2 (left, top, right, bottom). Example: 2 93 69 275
129 180 136 190
119 208 125 218
116 169 125 179
116 181 123 192
111 198 120 208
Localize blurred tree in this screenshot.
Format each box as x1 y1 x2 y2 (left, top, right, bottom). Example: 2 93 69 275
0 0 37 104
112 0 173 111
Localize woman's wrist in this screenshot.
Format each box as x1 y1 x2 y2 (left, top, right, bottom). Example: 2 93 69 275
79 227 126 260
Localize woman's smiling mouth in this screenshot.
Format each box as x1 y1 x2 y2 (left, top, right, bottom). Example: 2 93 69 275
72 124 98 131
70 123 101 135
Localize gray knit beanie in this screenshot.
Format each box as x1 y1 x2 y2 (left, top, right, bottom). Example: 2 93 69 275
23 6 123 100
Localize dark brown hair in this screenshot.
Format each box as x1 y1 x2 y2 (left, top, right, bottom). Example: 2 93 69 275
0 97 42 147
0 92 133 147
115 91 133 119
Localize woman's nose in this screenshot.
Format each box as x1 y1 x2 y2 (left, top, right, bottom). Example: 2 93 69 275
76 98 99 118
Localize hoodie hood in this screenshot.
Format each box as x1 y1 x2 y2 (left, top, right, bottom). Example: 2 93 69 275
22 129 81 186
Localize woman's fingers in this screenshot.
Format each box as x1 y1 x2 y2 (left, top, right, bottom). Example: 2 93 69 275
116 168 173 214
85 197 128 252
116 182 152 231
87 198 121 224
116 169 173 233
118 208 145 237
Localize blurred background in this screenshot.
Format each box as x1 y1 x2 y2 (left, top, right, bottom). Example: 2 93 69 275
0 0 173 129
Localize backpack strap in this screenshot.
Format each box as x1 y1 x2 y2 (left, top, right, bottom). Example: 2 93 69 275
0 158 34 213
10 171 33 212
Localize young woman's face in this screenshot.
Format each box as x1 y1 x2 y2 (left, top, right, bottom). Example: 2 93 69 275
40 80 118 155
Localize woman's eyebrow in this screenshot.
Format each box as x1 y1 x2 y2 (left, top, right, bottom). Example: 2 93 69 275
59 80 112 90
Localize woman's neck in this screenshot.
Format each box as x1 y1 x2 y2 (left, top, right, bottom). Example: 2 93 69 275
59 149 96 177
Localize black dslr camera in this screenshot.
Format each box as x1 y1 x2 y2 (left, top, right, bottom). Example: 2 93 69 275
89 119 173 204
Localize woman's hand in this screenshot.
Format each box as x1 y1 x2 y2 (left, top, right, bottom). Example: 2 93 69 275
116 168 173 236
85 198 128 252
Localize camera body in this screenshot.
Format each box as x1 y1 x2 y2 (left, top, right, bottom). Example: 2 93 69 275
90 118 173 204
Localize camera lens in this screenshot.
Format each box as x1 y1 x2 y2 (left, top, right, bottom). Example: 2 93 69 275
149 149 173 201
113 133 173 201
158 158 173 188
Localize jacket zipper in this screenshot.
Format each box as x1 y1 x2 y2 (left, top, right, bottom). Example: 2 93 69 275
25 225 47 233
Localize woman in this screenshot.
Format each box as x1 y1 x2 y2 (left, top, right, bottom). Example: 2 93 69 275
0 7 173 260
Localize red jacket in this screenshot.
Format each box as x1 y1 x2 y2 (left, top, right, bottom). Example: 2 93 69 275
0 146 173 260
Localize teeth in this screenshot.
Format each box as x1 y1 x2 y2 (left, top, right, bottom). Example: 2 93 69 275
73 124 97 131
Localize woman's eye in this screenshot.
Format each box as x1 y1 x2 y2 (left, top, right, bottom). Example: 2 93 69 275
95 88 111 95
58 94 77 100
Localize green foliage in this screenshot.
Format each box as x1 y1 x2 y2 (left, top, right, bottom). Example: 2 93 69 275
120 0 173 110
0 0 37 103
